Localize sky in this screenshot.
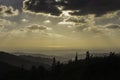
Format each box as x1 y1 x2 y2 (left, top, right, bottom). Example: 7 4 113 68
0 0 120 52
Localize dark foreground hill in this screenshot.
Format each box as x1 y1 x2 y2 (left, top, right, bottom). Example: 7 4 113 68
0 51 52 69
0 61 19 78
0 51 120 80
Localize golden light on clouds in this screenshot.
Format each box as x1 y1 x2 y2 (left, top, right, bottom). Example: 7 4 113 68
1 0 120 52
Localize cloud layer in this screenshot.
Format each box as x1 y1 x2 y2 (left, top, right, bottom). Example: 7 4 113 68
0 5 19 17
24 0 120 16
1 0 120 50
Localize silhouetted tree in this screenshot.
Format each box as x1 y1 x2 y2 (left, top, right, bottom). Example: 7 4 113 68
109 52 115 57
86 51 90 60
75 52 78 63
52 57 56 68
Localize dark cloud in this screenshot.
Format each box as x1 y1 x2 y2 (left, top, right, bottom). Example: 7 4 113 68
24 0 120 16
63 0 120 16
67 0 120 16
23 0 62 16
106 24 120 29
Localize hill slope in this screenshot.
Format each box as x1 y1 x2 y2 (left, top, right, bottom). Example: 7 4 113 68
0 51 52 69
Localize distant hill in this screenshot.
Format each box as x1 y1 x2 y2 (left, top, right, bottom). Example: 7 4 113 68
14 51 110 62
19 55 53 66
14 52 69 63
0 51 52 69
30 54 69 63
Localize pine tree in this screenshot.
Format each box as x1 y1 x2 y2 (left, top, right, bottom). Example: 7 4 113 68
52 57 56 67
75 52 78 62
86 51 90 60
